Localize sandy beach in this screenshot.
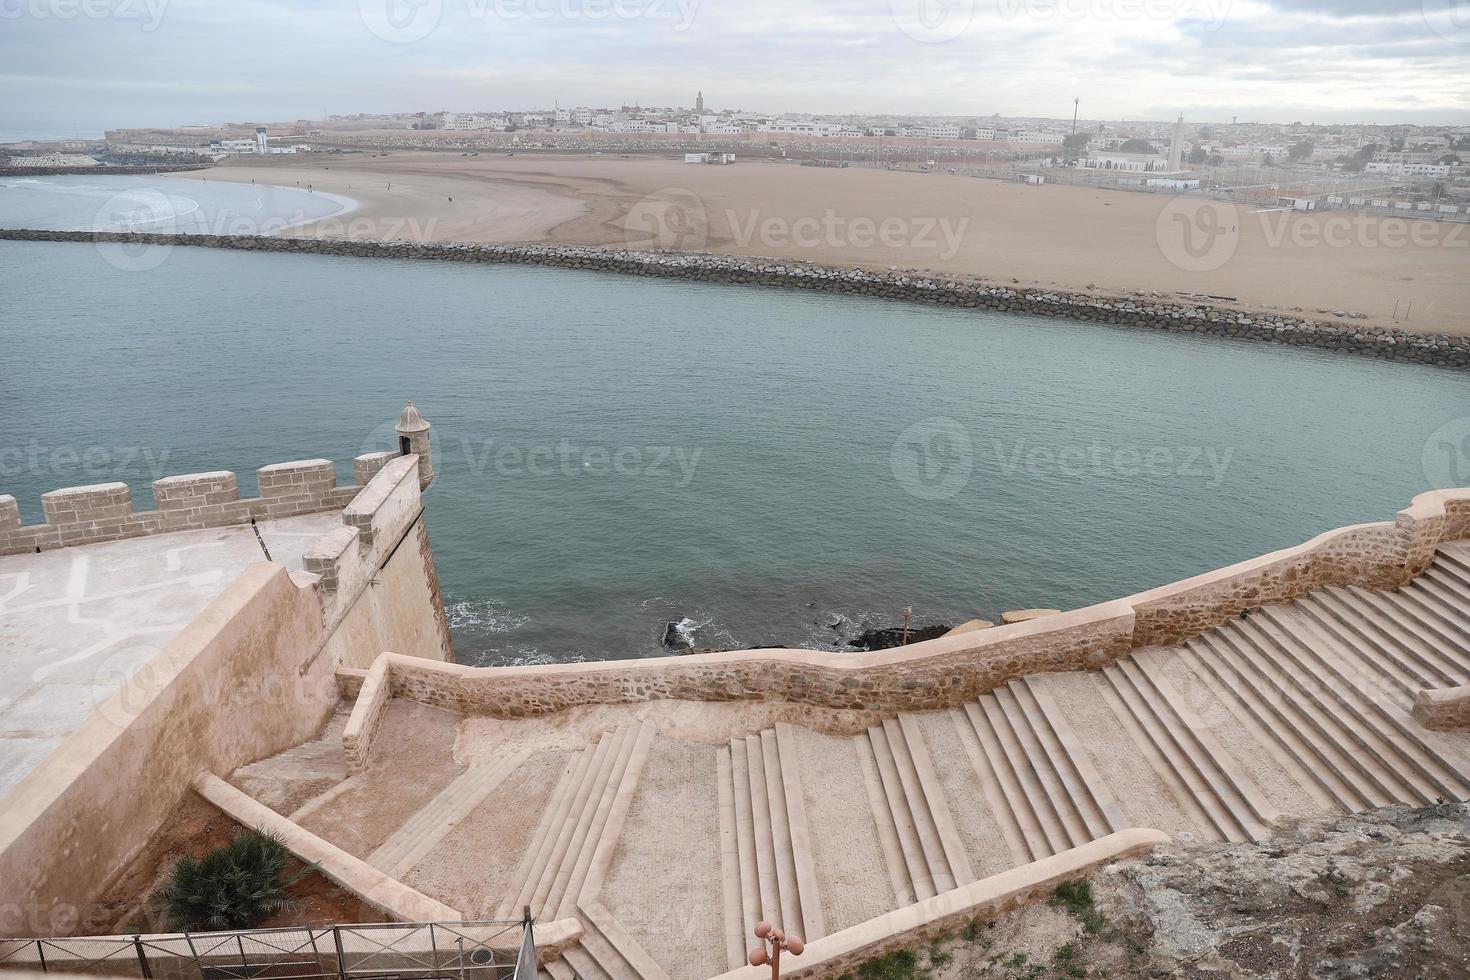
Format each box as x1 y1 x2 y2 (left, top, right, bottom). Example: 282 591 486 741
190 153 1470 335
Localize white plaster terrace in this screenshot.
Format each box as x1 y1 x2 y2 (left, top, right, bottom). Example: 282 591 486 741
0 512 342 797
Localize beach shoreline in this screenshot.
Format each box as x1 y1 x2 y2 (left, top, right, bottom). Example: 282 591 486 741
178 151 1470 337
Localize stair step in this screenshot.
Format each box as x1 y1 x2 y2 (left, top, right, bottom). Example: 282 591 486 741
367 750 530 877
952 704 1054 861
743 733 784 930
557 723 656 919
716 745 746 971
1012 676 1126 839
728 727 837 945
1243 611 1441 804
970 697 1073 854
1100 660 1262 842
1438 542 1470 580
864 723 938 899
1430 553 1470 595
525 731 621 917
1259 607 1470 801
773 723 826 941
892 714 975 887
1209 625 1392 811
1343 587 1470 683
545 959 577 980
1172 640 1342 812
853 730 917 907
1295 591 1440 696
580 901 671 980
1396 580 1470 657
498 743 594 919
562 946 613 980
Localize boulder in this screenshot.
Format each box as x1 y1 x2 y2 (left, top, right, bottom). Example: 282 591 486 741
1001 608 1062 625
945 619 996 636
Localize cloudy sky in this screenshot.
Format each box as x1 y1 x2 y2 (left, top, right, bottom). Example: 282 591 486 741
2 0 1468 137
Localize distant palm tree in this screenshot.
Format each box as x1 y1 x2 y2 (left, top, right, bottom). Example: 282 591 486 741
154 828 314 932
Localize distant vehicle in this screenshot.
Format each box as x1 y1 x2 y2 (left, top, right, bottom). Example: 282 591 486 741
506 152 515 156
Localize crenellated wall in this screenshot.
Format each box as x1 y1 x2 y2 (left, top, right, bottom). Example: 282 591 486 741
353 488 1470 719
0 419 453 934
0 455 393 557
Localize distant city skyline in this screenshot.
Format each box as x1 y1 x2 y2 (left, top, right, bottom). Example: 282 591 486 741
3 0 1469 139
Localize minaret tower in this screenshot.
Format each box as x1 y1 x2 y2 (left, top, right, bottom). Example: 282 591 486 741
1168 113 1185 171
696 91 705 114
396 401 434 490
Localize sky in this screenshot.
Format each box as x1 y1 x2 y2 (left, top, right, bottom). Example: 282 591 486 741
1 0 1468 137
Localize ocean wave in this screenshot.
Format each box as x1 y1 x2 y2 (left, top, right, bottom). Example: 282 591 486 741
443 595 529 634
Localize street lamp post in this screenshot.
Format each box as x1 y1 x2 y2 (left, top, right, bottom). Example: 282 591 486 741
748 921 804 979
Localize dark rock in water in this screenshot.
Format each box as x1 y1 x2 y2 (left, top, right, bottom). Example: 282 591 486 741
848 624 952 651
662 621 693 649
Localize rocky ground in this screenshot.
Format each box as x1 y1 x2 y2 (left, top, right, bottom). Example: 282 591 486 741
851 802 1469 979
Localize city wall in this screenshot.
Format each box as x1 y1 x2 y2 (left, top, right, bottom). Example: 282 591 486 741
353 488 1469 722
1 230 1466 369
0 451 450 934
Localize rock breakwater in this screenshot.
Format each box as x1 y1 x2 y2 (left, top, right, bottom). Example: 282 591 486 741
3 228 1465 369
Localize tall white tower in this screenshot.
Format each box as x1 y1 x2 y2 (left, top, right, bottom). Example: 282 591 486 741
695 91 705 114
1168 114 1184 171
255 127 268 154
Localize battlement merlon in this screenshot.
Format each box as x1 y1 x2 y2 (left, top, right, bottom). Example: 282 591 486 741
0 401 434 557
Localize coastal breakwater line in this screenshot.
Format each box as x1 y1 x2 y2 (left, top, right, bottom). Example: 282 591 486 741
2 228 1466 370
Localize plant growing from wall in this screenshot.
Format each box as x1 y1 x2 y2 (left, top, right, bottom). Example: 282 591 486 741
154 828 313 931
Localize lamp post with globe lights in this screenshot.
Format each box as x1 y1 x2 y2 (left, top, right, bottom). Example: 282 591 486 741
748 921 803 979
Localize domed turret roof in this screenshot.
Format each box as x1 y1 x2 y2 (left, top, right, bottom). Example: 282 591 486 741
396 400 430 433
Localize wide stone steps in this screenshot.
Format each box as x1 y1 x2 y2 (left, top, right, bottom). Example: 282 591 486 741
950 678 1125 865
496 722 656 922
1099 655 1277 842
854 715 974 906
365 750 531 878
717 724 824 970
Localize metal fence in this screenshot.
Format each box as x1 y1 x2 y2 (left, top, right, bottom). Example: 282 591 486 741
0 921 536 980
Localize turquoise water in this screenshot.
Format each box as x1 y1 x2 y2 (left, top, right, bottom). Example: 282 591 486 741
0 174 353 234
1 239 1465 664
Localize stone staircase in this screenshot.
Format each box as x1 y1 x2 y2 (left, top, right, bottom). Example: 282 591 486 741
246 545 1470 980
367 750 532 878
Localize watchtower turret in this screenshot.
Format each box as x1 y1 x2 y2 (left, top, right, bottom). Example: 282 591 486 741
396 400 434 490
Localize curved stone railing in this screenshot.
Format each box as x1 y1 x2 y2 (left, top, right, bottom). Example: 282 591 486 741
354 489 1469 718
2 230 1466 369
703 829 1168 980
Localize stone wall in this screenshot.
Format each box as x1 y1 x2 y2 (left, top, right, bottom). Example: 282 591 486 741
2 230 1465 369
0 565 338 936
359 488 1469 720
0 456 377 557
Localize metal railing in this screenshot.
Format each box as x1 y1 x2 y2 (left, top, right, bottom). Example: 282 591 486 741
0 920 536 980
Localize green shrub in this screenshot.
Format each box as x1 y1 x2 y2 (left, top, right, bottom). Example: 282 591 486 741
154 828 312 931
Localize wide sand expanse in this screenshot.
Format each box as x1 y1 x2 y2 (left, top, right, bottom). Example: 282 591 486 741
190 153 1470 335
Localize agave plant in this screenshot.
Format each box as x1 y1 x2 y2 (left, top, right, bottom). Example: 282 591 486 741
155 828 314 932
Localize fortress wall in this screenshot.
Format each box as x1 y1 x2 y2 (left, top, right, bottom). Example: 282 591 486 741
1 230 1466 369
368 488 1470 719
0 564 338 936
304 455 453 669
0 453 393 558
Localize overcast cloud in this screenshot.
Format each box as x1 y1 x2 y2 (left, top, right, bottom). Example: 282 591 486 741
1 0 1467 137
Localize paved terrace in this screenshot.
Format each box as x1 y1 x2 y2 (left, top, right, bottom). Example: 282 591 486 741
0 513 341 797
231 543 1470 980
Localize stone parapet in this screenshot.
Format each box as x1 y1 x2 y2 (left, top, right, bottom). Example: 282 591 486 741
357 488 1470 719
1 230 1466 369
703 829 1168 980
2 457 378 558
